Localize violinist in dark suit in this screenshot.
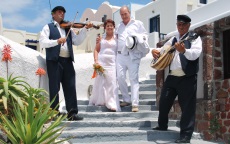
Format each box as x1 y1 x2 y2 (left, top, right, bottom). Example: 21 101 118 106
39 6 92 121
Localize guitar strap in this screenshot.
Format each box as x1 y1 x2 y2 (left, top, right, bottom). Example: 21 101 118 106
168 37 177 73
168 32 189 73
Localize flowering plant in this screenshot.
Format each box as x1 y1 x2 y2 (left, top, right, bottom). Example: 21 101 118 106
91 63 105 78
0 42 69 143
2 44 12 78
36 68 46 76
36 68 46 88
1 44 12 62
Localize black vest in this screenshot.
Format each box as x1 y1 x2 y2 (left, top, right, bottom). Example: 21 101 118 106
46 23 74 61
172 32 199 76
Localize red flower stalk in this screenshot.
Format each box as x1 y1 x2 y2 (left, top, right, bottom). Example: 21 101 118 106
36 68 46 88
2 44 12 62
36 68 46 76
2 44 12 78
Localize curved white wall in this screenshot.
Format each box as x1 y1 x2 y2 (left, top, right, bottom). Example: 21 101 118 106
80 8 96 22
0 35 48 91
95 4 113 21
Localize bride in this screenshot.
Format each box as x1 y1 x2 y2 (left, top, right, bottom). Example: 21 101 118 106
89 19 121 112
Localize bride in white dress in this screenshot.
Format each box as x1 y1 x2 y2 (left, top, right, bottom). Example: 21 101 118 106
89 19 121 112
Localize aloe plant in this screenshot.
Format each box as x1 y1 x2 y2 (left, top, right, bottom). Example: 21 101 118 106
0 74 30 114
0 74 70 143
0 94 69 144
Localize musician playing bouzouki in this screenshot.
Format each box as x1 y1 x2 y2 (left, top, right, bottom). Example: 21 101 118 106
151 15 202 144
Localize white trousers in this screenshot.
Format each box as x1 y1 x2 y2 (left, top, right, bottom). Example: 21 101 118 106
116 54 140 106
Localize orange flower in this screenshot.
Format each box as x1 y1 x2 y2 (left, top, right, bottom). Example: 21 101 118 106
91 63 105 78
91 70 97 79
36 68 46 76
2 44 12 62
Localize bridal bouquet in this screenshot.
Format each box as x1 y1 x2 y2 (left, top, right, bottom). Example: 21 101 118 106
91 63 105 78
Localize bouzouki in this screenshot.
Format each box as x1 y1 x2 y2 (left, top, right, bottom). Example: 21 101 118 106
150 33 199 70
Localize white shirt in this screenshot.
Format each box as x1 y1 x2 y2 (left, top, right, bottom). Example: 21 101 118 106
116 19 148 55
155 32 202 75
39 21 87 57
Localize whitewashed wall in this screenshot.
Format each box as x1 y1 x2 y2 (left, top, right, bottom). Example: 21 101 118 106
136 0 178 35
187 0 230 30
0 35 48 91
80 8 96 22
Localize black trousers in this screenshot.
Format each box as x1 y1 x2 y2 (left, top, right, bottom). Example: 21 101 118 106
46 57 78 114
158 74 197 139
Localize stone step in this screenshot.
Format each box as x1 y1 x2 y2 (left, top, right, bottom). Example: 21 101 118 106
77 111 159 119
148 74 156 79
128 83 156 91
77 99 156 105
60 119 179 128
118 91 156 99
59 127 202 143
66 139 224 144
139 79 156 84
76 105 157 112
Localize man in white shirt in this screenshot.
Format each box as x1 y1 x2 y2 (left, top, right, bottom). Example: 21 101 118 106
116 6 149 112
151 15 202 143
39 6 92 121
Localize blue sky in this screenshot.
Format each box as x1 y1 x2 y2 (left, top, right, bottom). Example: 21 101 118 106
0 0 152 33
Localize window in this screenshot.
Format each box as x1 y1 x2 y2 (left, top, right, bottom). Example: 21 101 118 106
25 39 38 51
25 45 37 50
149 15 160 33
200 0 207 4
223 29 230 79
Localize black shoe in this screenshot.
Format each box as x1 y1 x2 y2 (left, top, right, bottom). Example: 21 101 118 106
57 112 67 117
175 137 190 143
152 126 167 131
68 114 84 121
52 112 66 121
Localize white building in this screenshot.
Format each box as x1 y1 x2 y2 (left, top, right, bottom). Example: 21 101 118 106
135 0 228 99
0 13 40 51
77 1 120 53
135 0 215 48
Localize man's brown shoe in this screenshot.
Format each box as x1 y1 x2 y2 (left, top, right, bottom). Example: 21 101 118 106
132 106 139 112
120 102 131 107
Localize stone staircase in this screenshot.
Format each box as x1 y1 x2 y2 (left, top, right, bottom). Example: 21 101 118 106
59 75 222 144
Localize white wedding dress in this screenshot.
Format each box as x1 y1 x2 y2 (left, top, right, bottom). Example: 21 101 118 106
89 37 121 112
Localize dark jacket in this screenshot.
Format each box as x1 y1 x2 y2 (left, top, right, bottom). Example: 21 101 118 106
46 23 74 61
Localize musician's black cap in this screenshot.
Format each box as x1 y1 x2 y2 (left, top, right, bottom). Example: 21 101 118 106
51 6 66 13
177 15 191 23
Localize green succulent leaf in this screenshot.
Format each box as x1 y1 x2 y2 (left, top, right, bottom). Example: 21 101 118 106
0 74 69 144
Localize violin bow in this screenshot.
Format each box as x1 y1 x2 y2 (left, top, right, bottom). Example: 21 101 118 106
66 11 78 38
62 12 78 46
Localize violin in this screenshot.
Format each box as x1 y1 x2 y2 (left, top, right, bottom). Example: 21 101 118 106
60 21 100 29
